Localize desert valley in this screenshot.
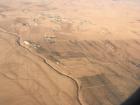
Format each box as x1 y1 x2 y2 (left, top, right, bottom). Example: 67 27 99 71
0 0 140 105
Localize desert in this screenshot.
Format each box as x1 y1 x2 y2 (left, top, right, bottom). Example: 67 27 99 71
0 0 140 105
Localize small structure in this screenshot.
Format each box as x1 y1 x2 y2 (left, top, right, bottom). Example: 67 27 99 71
44 34 56 43
23 40 40 49
44 34 56 39
23 40 31 46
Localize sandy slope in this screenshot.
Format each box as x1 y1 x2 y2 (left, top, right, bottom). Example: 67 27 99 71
0 0 140 105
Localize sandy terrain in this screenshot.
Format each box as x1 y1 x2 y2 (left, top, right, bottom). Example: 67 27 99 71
0 0 140 105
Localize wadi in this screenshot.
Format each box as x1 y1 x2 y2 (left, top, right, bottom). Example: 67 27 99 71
0 0 140 105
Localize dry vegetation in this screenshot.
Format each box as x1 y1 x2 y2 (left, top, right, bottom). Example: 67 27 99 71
0 0 140 105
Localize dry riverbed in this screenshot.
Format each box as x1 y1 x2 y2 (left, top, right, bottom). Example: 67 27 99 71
0 0 140 105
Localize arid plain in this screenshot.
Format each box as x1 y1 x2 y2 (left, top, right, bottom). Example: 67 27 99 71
0 0 140 105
